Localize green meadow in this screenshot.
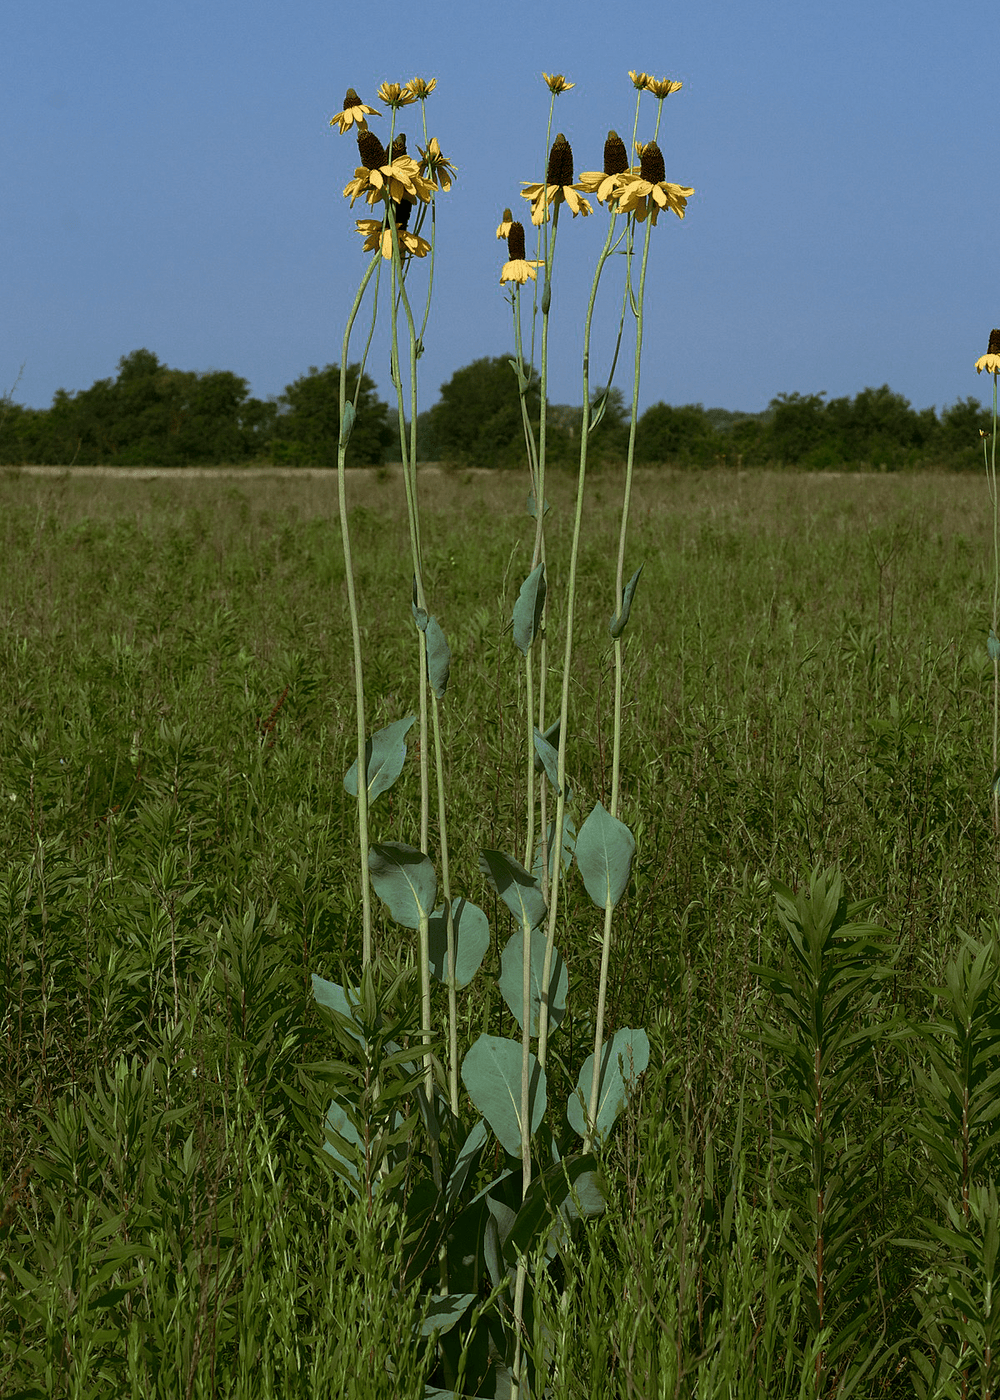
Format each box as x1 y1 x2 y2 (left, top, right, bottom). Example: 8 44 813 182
2 465 999 1397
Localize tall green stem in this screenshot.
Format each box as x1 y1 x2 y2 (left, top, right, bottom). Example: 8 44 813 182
536 212 617 1070
338 252 381 967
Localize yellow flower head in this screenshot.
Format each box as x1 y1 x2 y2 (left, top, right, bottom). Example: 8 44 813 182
578 130 637 205
614 140 693 224
496 208 515 239
520 133 593 225
500 220 544 284
405 76 437 100
645 75 683 98
542 72 574 94
628 70 649 90
344 129 434 207
330 87 379 134
377 81 416 110
976 330 1000 375
356 216 430 260
418 136 457 191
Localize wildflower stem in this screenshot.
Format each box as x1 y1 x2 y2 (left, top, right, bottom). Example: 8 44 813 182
536 211 617 1071
611 212 653 817
338 252 381 966
985 372 991 840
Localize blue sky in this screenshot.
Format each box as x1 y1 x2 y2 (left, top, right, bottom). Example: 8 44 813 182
4 0 998 420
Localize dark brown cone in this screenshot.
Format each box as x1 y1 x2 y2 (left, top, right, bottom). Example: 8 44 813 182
391 133 407 160
357 129 387 171
603 131 628 176
344 88 362 108
989 329 1000 357
639 141 666 184
395 199 413 232
507 222 526 261
546 134 574 186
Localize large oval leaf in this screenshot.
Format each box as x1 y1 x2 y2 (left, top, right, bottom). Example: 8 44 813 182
513 563 546 655
343 715 416 802
566 1028 650 1145
369 843 437 929
575 802 635 909
479 850 546 932
425 618 451 698
428 898 490 987
461 1033 546 1158
498 930 568 1036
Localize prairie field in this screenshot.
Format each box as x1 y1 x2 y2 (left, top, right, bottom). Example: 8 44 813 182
2 465 999 1398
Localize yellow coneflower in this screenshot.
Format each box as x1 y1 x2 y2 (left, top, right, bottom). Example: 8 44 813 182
976 330 1000 375
628 70 649 90
344 129 434 207
614 140 693 223
578 130 637 205
418 136 457 191
356 217 430 260
542 72 574 94
520 134 593 226
377 81 416 109
645 75 683 98
500 220 544 284
496 208 515 239
405 77 437 100
330 87 379 134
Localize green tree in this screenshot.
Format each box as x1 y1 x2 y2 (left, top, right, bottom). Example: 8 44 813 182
270 363 391 467
634 401 719 466
764 391 828 464
428 356 540 468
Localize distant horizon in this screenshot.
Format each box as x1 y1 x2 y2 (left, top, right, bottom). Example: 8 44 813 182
3 347 987 423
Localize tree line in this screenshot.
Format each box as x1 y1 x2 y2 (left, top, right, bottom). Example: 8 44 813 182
0 348 992 470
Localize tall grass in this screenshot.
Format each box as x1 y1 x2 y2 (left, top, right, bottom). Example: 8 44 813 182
1 467 998 1397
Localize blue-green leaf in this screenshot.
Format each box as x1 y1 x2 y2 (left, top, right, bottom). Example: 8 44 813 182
428 898 490 987
339 401 356 449
479 850 546 931
461 1034 546 1157
322 1101 363 1193
425 618 451 697
566 1028 650 1145
990 628 1000 662
310 975 363 1044
532 815 576 886
411 575 428 632
343 715 416 802
533 717 560 772
532 727 562 796
575 802 635 909
513 563 546 655
589 394 608 432
527 493 550 520
418 1292 478 1338
506 1154 606 1261
498 930 568 1036
446 1119 489 1211
610 564 644 639
369 843 437 929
